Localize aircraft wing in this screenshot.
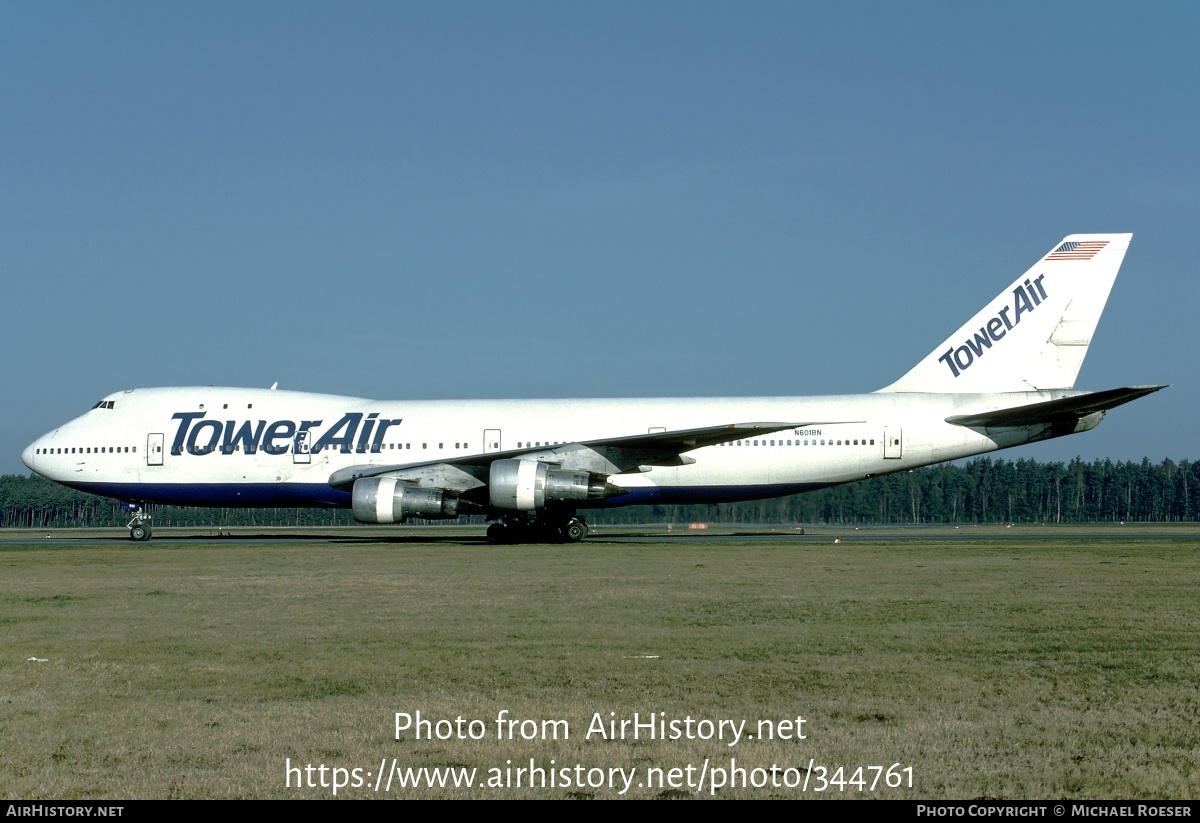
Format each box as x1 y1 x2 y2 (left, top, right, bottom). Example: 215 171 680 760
327 420 851 490
945 385 1167 428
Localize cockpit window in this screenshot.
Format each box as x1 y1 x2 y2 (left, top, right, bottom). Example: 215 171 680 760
91 400 116 410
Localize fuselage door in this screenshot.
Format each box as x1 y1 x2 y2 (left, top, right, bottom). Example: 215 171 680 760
147 433 164 466
293 430 311 464
883 427 903 459
484 429 502 453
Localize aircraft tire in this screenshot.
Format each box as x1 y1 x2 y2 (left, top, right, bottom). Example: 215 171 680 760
130 524 151 542
564 520 588 542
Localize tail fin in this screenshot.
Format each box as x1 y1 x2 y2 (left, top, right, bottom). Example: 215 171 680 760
879 233 1132 393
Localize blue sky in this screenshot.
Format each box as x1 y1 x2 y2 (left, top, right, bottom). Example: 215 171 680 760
3 2 1197 475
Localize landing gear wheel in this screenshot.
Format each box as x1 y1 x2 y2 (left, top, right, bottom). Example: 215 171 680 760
125 505 152 542
486 523 508 544
563 519 588 542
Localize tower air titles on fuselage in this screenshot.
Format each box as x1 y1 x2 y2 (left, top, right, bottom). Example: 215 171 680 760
169 411 402 456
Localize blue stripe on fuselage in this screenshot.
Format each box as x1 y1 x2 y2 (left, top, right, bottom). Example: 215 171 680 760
591 483 828 507
61 481 350 508
60 481 829 509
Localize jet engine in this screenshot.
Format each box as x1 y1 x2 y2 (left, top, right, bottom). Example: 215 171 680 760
351 476 459 523
488 458 618 511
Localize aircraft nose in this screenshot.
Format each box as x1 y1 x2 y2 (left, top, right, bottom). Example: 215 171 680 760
22 442 36 472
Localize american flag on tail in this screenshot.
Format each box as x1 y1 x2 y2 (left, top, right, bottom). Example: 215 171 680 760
1046 240 1108 261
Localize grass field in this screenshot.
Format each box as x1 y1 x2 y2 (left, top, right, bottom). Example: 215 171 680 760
1 525 1197 799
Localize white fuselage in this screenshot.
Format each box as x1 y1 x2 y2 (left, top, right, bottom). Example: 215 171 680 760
22 385 1062 510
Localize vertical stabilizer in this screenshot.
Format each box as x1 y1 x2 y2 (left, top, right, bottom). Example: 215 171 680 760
879 234 1131 393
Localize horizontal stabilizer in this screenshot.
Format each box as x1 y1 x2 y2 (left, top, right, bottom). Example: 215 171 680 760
946 385 1167 428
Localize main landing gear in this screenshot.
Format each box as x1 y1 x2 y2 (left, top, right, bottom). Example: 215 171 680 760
124 504 153 542
487 513 589 544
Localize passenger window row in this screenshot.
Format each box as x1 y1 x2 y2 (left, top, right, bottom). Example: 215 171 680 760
721 438 876 446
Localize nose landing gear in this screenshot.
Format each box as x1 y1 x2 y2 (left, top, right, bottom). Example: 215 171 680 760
123 503 153 542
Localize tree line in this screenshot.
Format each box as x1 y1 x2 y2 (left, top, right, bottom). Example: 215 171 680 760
598 456 1197 526
1 456 1196 530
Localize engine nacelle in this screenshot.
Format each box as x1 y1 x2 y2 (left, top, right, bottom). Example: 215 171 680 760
489 459 611 511
351 476 459 523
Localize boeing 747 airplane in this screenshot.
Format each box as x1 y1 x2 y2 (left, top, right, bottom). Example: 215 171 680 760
23 234 1163 542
